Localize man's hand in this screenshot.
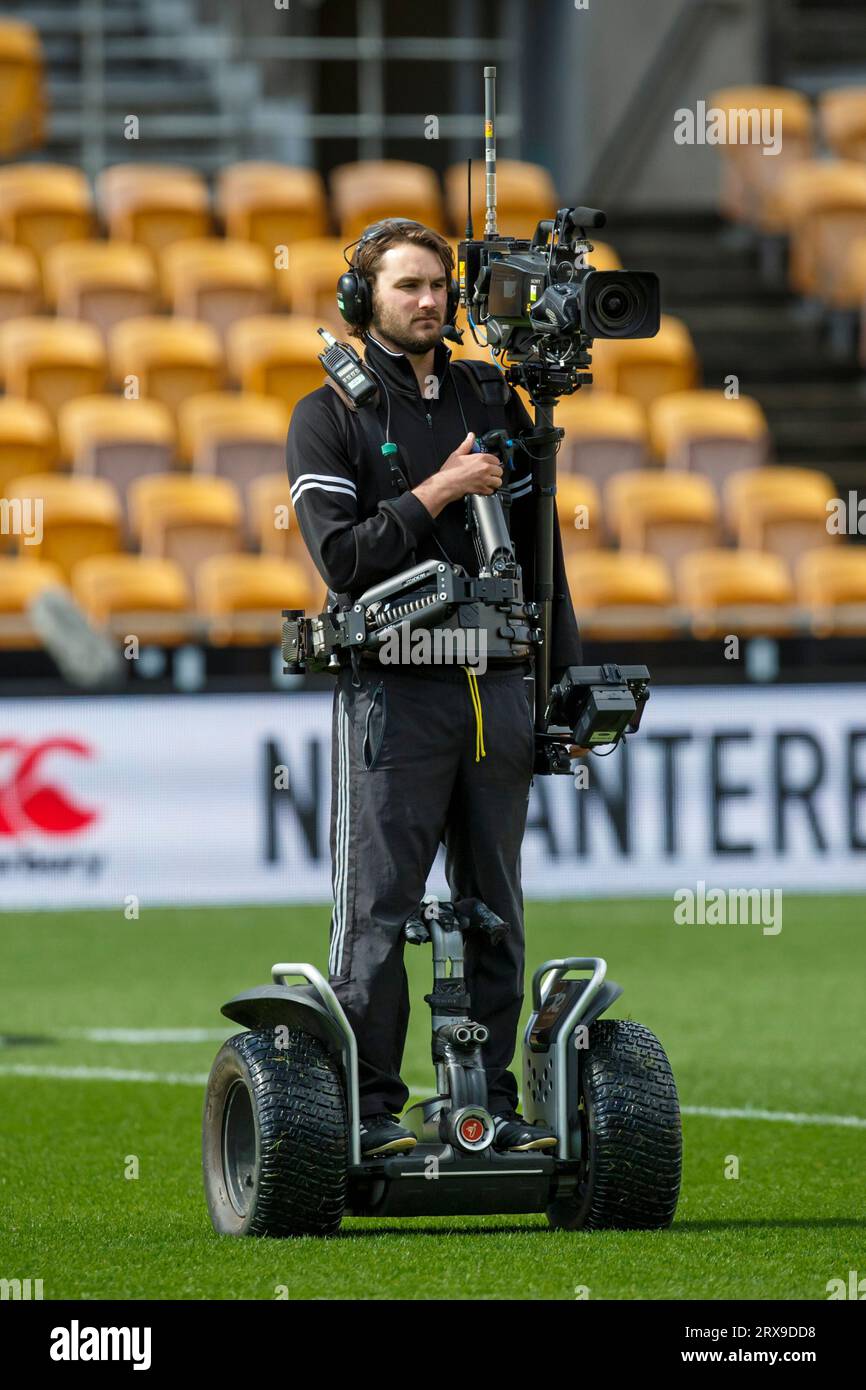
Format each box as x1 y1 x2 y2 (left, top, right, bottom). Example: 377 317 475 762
568 745 590 758
413 432 503 518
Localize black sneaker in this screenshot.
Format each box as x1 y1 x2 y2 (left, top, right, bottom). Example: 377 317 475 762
359 1112 417 1156
491 1110 558 1153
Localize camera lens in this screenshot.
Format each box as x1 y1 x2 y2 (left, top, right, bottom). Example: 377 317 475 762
583 272 654 337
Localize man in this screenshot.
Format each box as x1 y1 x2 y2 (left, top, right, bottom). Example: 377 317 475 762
285 219 582 1156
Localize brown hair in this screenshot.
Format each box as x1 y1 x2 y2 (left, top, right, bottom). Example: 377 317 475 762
346 222 454 342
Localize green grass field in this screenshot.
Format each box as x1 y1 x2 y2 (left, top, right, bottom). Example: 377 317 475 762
1 896 864 1300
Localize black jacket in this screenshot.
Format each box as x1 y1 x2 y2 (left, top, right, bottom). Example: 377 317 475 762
284 331 582 674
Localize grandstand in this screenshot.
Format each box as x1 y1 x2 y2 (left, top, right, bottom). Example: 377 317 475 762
0 0 865 691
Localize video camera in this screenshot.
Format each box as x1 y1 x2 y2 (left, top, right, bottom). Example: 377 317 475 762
455 70 659 399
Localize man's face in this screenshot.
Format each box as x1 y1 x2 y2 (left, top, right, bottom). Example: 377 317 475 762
369 242 448 355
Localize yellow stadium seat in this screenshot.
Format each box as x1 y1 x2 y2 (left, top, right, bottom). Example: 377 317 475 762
273 236 349 330
177 392 289 501
796 545 866 635
605 469 720 567
0 21 46 158
0 317 106 417
589 315 699 410
109 317 223 415
552 390 648 485
159 238 273 338
586 241 622 273
444 159 557 239
0 557 65 649
57 396 176 509
216 162 328 253
706 86 813 230
196 553 318 645
723 466 838 567
677 548 794 637
565 551 676 639
819 87 866 164
0 243 41 324
553 474 602 553
0 397 55 494
225 314 322 409
247 473 326 600
106 171 211 255
96 163 206 221
648 389 770 488
127 473 242 587
3 473 122 577
0 164 92 269
767 160 866 304
42 239 158 333
330 161 445 241
71 553 191 645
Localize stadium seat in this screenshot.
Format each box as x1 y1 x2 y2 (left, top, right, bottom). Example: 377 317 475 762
196 553 319 646
273 236 349 329
706 86 813 230
605 470 720 566
105 168 211 255
42 240 158 338
588 315 699 410
587 241 622 274
0 243 41 324
96 163 206 222
444 158 557 239
216 162 328 253
0 20 46 157
3 473 122 577
71 553 191 645
0 557 65 649
57 396 176 509
767 160 866 305
0 164 93 270
248 472 310 561
177 393 289 502
553 474 602 553
225 315 322 410
677 548 795 637
723 466 837 567
553 391 649 485
0 317 106 417
127 473 243 587
330 160 445 241
109 317 223 415
160 238 274 338
0 397 55 495
564 551 677 639
648 390 770 489
796 545 866 636
819 87 866 164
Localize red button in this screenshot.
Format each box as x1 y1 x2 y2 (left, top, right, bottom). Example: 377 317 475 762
461 1118 483 1142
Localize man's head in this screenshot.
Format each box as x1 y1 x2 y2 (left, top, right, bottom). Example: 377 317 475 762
346 221 455 354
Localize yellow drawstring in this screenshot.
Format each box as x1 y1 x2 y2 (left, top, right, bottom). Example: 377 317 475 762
463 667 486 761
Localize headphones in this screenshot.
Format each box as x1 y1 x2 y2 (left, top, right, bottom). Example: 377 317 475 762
336 217 460 332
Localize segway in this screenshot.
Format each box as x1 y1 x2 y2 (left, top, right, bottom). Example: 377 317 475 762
202 894 682 1236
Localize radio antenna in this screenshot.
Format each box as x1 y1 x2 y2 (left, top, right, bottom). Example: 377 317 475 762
465 158 473 239
484 65 497 238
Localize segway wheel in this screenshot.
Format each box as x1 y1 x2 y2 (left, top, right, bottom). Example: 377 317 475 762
202 1028 347 1237
547 1018 681 1232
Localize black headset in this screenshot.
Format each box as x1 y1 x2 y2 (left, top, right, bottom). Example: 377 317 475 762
336 217 460 333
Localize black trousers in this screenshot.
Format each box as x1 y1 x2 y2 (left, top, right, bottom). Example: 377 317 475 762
326 659 535 1119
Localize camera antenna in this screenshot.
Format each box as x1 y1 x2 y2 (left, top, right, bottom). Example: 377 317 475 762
465 157 473 240
484 65 497 238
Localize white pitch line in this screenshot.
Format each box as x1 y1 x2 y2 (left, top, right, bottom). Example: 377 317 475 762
0 1063 865 1131
59 1028 233 1044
